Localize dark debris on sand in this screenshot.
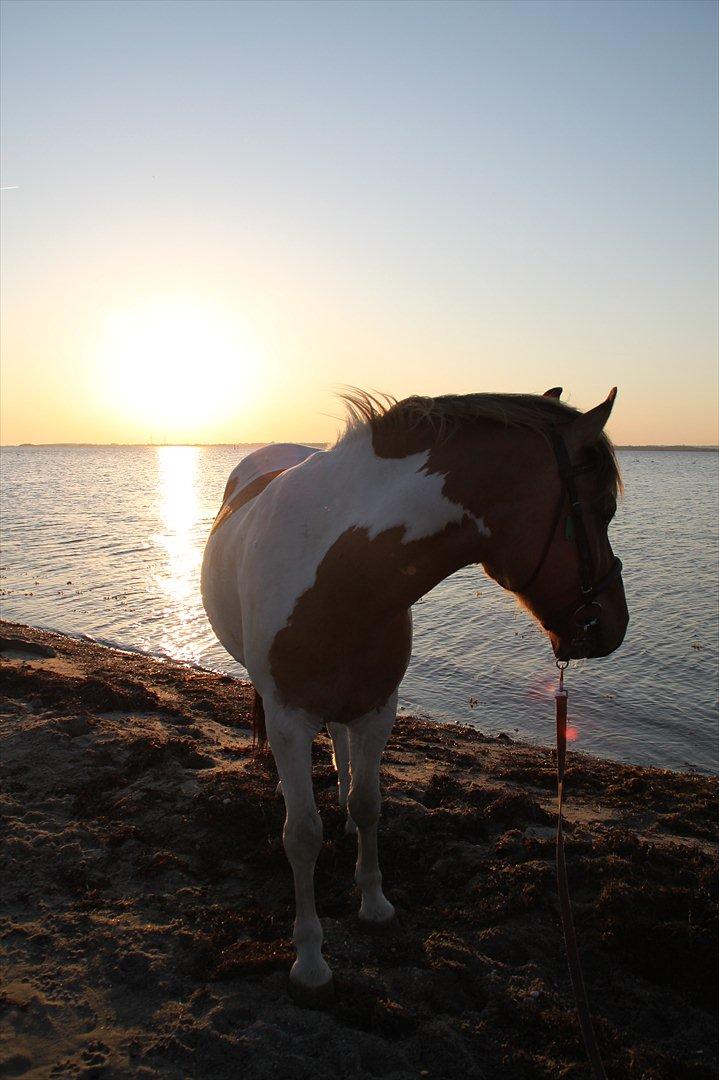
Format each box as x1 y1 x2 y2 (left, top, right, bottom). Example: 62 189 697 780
1 620 717 1079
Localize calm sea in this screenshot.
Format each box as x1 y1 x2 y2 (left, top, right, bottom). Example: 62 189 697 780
1 445 717 774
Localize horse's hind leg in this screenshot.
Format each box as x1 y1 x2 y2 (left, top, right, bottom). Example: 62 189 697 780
265 706 332 995
275 723 355 831
347 695 397 924
327 722 356 835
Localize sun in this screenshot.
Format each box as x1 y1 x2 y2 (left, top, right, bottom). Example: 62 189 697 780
100 299 260 439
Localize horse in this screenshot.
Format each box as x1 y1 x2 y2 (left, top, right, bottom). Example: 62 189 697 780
201 387 628 1000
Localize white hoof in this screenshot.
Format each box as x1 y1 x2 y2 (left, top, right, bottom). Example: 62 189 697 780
358 897 395 925
288 957 333 1005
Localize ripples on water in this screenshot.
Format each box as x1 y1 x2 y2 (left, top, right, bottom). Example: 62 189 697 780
1 444 717 774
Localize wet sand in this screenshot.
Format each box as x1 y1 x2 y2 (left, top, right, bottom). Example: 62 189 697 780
1 620 717 1079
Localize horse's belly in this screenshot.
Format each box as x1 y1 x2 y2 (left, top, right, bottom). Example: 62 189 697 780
268 609 412 723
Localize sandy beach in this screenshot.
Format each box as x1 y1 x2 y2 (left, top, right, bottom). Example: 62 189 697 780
1 620 717 1079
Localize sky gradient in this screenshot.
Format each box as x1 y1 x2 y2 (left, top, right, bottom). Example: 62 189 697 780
1 0 717 445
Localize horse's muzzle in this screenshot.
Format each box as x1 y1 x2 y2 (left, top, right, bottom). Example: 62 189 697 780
549 606 629 661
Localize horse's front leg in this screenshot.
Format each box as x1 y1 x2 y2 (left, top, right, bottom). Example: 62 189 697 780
327 721 356 835
347 695 397 924
265 706 332 996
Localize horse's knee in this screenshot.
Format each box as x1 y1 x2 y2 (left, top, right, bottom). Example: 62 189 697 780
347 782 381 831
283 807 323 864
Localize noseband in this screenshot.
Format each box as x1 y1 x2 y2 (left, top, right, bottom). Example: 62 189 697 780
516 431 623 647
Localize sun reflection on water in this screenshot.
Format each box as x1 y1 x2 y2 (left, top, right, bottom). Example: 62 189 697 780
154 446 204 657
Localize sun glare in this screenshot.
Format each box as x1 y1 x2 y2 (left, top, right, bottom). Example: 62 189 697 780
151 445 205 663
100 300 261 440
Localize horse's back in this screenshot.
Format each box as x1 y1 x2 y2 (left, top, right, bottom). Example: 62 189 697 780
223 444 322 505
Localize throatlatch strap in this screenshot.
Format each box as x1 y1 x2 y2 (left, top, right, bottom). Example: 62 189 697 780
555 673 608 1080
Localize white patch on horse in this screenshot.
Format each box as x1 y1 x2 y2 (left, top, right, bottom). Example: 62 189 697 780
201 443 321 666
240 432 489 671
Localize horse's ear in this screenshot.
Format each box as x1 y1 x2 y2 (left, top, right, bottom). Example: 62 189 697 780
569 388 617 447
543 387 562 399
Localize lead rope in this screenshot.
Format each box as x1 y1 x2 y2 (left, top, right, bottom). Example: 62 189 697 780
555 662 608 1080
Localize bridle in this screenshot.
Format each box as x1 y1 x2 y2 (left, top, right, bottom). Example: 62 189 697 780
516 429 623 650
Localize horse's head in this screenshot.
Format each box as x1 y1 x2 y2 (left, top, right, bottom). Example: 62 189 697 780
485 388 628 661
522 387 628 660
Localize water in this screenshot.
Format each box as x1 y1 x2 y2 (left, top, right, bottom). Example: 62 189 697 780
1 444 717 774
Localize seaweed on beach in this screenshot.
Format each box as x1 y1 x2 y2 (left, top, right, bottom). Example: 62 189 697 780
1 620 718 1080
0 662 163 713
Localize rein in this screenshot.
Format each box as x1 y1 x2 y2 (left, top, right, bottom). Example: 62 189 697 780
554 665 607 1080
519 431 617 1074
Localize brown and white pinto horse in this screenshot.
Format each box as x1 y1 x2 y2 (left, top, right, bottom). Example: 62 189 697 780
201 388 628 997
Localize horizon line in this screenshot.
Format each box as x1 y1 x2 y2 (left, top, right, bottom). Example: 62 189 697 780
1 442 717 452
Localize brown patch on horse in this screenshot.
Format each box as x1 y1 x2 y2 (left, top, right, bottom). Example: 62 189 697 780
210 469 285 537
269 518 483 723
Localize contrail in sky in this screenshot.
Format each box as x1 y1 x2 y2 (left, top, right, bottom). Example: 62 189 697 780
1 186 20 190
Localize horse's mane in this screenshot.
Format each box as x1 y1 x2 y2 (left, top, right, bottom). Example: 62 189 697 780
338 389 622 497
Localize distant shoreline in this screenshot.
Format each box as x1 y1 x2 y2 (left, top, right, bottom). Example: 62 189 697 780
3 443 717 452
616 445 719 452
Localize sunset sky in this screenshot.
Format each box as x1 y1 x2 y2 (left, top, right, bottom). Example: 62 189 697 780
1 0 717 446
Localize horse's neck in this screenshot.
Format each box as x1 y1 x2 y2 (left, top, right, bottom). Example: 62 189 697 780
335 420 549 610
324 430 492 613
404 423 551 592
